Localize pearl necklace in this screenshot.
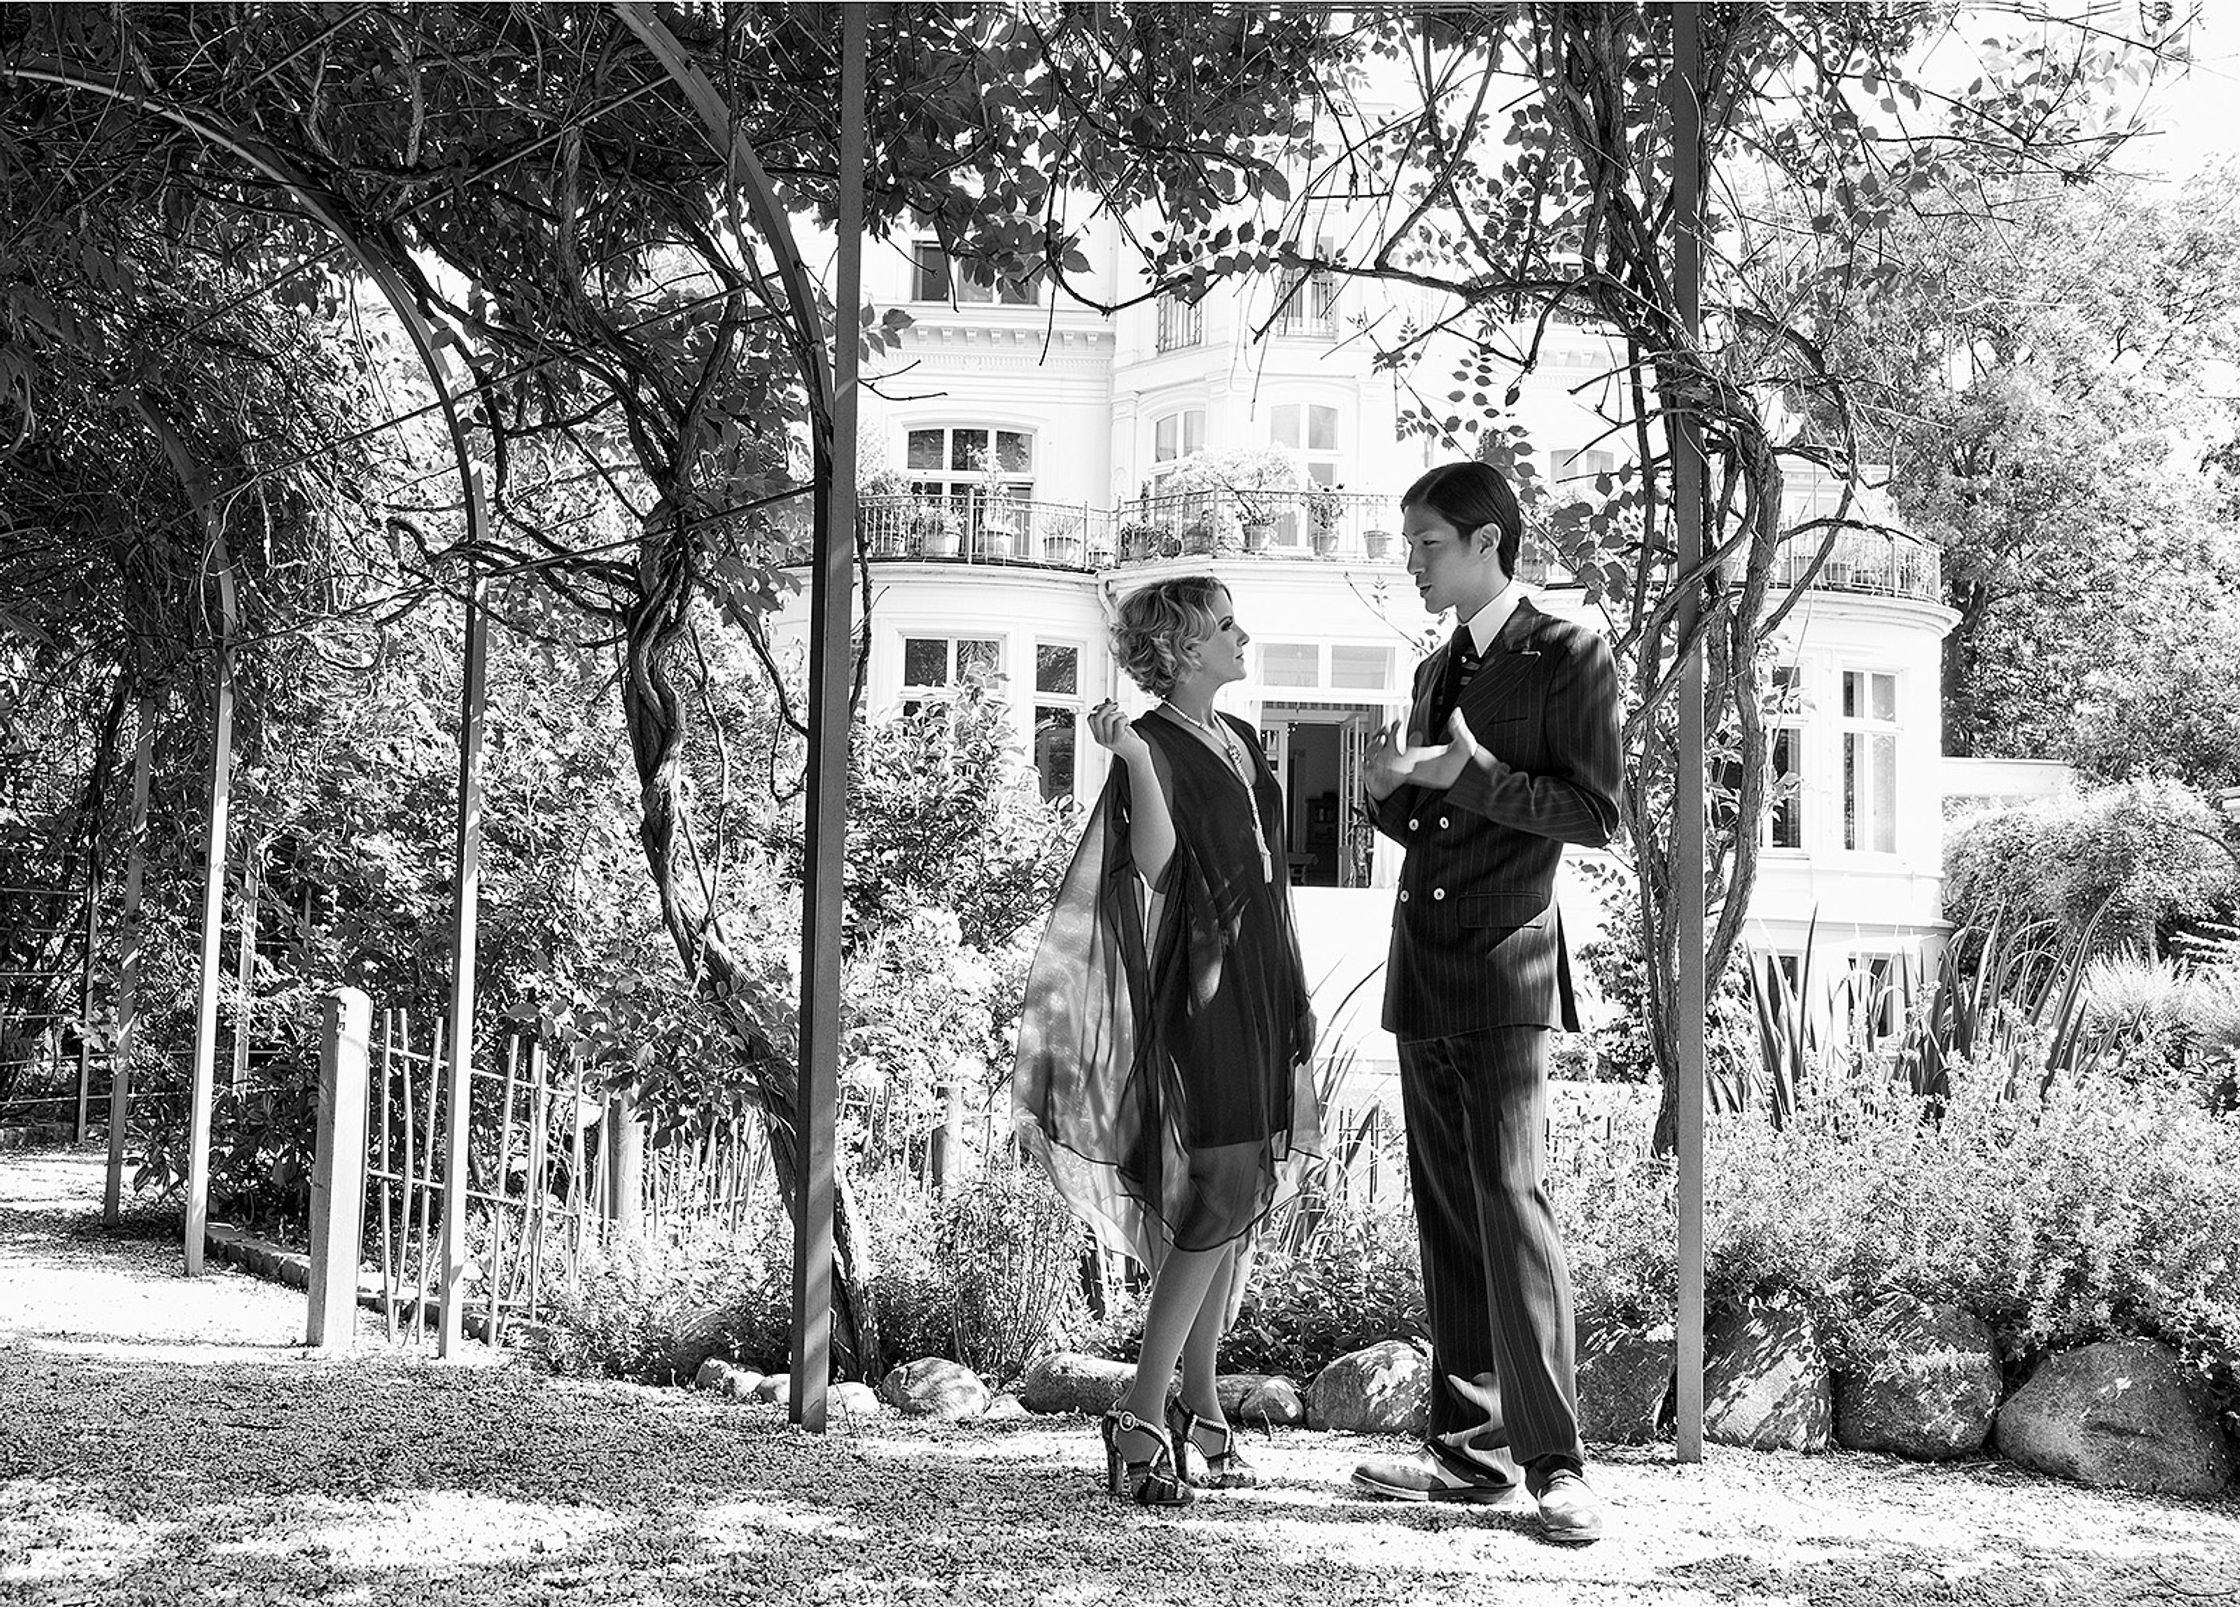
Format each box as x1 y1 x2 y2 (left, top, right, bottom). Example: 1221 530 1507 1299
1163 702 1273 884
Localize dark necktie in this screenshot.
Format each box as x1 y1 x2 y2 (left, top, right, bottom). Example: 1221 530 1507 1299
1431 629 1481 733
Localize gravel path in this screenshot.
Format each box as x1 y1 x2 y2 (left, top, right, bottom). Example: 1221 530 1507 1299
4 1145 2237 1606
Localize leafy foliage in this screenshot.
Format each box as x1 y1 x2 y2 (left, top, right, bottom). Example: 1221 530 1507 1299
1943 779 2240 954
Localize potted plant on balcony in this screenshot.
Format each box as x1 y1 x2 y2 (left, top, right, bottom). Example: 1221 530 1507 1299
911 498 961 558
1181 512 1219 554
980 497 1021 560
1117 516 1166 562
1307 484 1344 555
1361 527 1394 561
1041 509 1085 566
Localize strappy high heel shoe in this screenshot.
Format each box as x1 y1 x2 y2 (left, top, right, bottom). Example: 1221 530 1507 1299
1166 1399 1259 1489
1100 1408 1193 1506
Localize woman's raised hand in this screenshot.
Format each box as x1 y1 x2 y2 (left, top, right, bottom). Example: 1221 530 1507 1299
1088 699 1152 763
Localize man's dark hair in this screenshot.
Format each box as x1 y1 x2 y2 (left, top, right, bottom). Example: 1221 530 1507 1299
1401 461 1522 578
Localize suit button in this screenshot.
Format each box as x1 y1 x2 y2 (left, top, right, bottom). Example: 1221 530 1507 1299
1438 816 1451 829
1398 889 1410 903
1407 818 1419 830
1432 888 1447 901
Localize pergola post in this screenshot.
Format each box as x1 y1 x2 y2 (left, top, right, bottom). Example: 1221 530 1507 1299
104 697 154 1226
1668 2 1709 1463
788 0 868 1434
184 549 238 1276
613 0 864 1434
436 537 490 1359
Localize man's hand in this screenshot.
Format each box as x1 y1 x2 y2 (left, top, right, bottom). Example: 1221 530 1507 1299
1364 711 1483 798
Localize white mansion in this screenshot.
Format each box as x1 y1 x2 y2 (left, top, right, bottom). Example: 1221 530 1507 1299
769 223 2059 1075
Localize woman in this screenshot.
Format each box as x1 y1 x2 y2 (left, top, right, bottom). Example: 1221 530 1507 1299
1014 575 1321 1507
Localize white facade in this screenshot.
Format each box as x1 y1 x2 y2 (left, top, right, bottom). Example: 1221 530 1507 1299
771 230 1961 1080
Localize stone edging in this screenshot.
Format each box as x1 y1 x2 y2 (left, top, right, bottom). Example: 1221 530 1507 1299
199 1221 510 1344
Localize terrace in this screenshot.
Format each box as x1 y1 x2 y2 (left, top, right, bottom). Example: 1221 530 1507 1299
841 490 1944 602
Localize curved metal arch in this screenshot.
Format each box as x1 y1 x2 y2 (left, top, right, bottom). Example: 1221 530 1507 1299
0 58 490 525
2 57 494 1340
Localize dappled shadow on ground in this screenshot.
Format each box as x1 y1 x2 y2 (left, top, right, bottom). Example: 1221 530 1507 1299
3 1346 2237 1607
4 1146 2238 1606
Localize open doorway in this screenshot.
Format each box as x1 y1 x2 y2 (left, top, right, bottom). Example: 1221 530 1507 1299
1260 703 1384 887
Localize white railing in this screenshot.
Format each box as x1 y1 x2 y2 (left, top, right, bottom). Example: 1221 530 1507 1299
824 492 1941 598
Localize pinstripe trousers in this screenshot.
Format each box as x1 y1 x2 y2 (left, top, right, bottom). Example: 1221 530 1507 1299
1397 1024 1583 1473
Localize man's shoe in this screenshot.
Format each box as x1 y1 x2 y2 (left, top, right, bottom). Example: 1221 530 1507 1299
1531 1468 1604 1544
1350 1453 1518 1505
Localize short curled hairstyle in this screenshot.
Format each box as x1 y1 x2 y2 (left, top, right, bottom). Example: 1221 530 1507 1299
1402 460 1523 578
1110 575 1228 698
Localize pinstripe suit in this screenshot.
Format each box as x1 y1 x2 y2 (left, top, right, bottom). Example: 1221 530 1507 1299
1373 595 1623 1474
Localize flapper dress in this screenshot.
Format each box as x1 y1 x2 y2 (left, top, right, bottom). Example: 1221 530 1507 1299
1013 710 1323 1259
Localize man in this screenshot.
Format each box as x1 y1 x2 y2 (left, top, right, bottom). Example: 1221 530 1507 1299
1352 460 1623 1545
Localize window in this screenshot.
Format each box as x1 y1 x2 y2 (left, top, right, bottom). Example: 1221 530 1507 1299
911 241 1039 305
1032 643 1082 801
1272 402 1341 489
1259 643 1319 688
901 635 1003 714
1152 409 1205 475
1550 449 1615 499
1273 241 1339 337
1768 666 1804 850
1156 293 1204 352
1330 645 1393 692
1848 952 1906 1040
1841 669 1899 854
905 426 1035 545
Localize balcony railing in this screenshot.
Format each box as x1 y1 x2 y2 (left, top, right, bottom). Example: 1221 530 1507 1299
823 493 1942 601
854 496 1117 567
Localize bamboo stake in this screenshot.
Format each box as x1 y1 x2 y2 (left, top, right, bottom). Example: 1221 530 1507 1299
486 1036 521 1347
397 1011 418 1337
376 1010 398 1342
229 847 259 1092
567 1051 587 1268
103 699 154 1228
411 1018 443 1343
525 1039 550 1328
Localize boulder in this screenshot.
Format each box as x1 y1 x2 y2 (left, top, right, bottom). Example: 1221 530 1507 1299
830 1381 882 1420
1704 1298 1832 1452
981 1392 1030 1422
1577 1317 1673 1445
720 1369 766 1403
1238 1376 1306 1428
1215 1374 1272 1416
1836 1297 2000 1460
1993 1338 2233 1497
881 1358 992 1421
693 1358 734 1393
1018 1352 1134 1415
1306 1340 1430 1436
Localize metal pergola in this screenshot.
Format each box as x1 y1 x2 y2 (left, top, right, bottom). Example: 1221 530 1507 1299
9 3 1709 1452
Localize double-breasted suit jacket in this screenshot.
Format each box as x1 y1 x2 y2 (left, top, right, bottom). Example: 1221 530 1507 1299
1374 597 1624 1042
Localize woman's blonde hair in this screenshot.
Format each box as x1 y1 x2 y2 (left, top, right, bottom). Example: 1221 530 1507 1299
1111 576 1228 698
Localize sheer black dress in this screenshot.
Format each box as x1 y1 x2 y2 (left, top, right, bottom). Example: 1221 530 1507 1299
1014 709 1322 1260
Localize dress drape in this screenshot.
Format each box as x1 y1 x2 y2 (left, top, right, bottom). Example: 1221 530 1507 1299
1013 711 1323 1260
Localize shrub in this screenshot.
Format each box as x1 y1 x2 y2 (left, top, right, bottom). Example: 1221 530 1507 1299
938 1163 1085 1379
540 1214 791 1383
1683 1062 2240 1390
1944 778 2239 954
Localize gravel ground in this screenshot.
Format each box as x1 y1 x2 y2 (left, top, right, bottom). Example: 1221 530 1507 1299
4 1146 2238 1607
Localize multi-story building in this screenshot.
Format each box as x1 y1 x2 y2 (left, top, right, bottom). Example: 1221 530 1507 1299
770 222 1959 1085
